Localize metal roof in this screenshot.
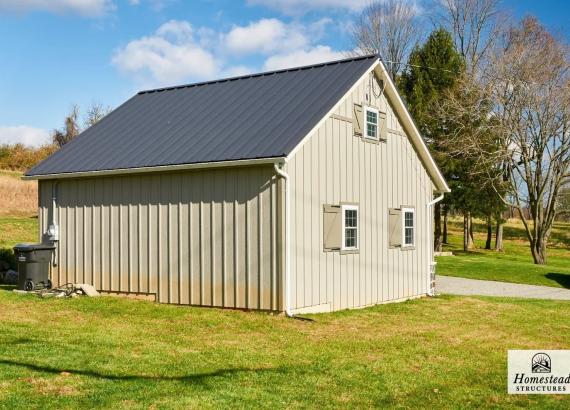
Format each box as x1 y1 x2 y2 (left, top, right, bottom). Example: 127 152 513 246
26 54 378 177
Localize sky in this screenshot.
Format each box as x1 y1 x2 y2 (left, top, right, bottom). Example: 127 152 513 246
0 0 568 147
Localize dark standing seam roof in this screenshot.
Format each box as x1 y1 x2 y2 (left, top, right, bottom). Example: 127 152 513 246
26 55 378 177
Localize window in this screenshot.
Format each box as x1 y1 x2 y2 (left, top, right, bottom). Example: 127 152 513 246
341 205 358 250
363 106 379 140
402 208 415 247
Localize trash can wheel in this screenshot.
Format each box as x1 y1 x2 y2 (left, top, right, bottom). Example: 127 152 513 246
24 280 34 292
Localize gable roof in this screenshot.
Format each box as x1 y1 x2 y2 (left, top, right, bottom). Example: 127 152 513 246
26 54 378 177
25 54 449 192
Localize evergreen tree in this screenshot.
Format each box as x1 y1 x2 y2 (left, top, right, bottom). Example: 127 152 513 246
399 28 465 251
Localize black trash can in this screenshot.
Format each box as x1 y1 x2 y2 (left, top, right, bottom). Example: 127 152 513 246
13 243 55 291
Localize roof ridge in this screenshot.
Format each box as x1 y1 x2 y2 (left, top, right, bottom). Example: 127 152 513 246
138 54 379 95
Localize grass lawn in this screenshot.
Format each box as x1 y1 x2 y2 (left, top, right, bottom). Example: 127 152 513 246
437 219 570 289
0 216 39 270
0 290 569 409
0 216 38 249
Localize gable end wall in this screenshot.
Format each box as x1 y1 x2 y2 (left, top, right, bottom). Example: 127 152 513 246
287 72 436 312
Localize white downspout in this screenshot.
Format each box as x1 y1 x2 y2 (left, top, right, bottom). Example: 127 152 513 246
426 193 444 296
50 181 59 266
274 162 293 317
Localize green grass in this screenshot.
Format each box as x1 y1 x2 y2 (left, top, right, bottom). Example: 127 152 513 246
0 169 23 178
437 219 570 289
0 216 39 270
0 215 38 249
0 290 569 408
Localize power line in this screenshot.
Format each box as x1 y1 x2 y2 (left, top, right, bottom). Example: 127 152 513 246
383 60 458 73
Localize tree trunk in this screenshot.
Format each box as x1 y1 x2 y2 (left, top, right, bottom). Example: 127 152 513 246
494 221 504 252
434 202 442 252
467 212 474 249
443 209 449 244
485 216 492 250
463 212 469 252
531 236 548 265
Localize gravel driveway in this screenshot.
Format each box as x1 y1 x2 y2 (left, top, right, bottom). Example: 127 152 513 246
436 276 570 300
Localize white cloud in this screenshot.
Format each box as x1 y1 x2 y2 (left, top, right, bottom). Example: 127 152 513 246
112 18 347 86
225 18 308 55
247 0 369 15
0 126 50 147
128 0 171 11
0 0 115 17
220 65 255 78
112 20 219 85
156 20 193 41
263 46 346 71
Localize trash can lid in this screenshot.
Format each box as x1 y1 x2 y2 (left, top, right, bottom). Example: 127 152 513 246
14 243 55 251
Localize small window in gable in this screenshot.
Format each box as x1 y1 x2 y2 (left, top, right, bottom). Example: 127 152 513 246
364 106 379 141
402 208 415 247
342 205 359 250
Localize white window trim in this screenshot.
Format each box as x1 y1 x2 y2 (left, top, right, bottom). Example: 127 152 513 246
402 207 415 248
363 106 379 141
341 204 359 251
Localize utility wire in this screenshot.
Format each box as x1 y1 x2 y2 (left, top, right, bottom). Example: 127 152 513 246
383 60 458 73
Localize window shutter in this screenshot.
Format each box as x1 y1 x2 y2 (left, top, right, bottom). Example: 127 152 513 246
353 104 363 136
388 208 402 248
323 205 341 251
379 111 387 141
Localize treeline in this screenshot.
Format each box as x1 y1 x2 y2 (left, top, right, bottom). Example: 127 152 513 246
0 144 57 172
353 0 570 265
0 103 111 172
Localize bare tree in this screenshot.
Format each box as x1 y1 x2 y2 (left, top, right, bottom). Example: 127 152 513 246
438 17 570 264
51 103 112 148
52 105 80 148
352 0 421 80
559 186 570 221
435 0 502 73
84 103 112 128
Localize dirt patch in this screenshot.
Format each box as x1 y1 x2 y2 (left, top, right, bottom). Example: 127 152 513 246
21 373 81 396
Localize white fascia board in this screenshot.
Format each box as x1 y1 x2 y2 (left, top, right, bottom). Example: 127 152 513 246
372 63 450 193
286 59 380 161
286 58 450 193
22 157 285 180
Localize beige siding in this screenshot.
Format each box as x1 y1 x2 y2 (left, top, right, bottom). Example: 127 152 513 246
287 72 436 311
39 166 282 310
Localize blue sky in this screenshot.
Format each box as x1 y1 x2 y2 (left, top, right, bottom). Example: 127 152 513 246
0 0 568 147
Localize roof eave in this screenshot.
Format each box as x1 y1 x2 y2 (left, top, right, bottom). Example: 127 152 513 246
22 157 285 181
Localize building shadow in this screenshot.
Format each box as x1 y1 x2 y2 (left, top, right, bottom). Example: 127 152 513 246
545 273 570 289
0 358 294 384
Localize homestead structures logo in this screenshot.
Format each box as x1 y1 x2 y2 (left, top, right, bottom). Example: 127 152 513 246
508 350 570 394
532 353 551 373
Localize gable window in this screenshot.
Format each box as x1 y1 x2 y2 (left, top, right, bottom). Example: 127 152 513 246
402 208 415 247
363 106 379 141
341 205 358 250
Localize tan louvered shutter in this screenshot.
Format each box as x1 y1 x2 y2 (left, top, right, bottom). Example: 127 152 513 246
353 104 363 136
388 208 402 248
323 205 341 251
379 111 387 141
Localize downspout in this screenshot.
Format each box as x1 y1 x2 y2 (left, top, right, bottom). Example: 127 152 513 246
273 162 293 317
49 181 59 266
426 192 444 296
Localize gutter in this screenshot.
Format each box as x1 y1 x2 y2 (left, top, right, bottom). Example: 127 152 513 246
273 162 293 317
23 157 285 180
426 192 445 296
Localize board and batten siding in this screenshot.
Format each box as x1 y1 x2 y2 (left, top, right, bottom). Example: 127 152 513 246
287 72 436 312
38 166 283 310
